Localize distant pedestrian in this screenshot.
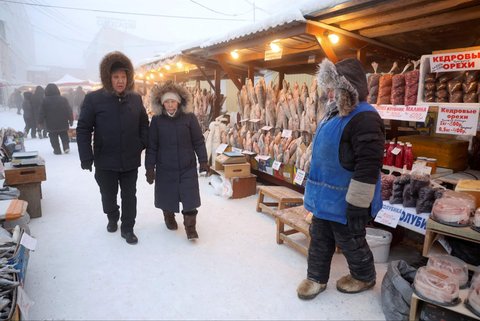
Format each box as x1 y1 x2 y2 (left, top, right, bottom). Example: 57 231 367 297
8 89 23 114
39 83 73 155
145 80 208 240
76 51 149 245
72 86 85 120
32 86 47 139
22 91 36 138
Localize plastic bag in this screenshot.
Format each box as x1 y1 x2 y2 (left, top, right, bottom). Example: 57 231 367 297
389 174 410 204
381 174 396 200
402 184 416 208
209 175 233 199
416 186 435 214
409 173 430 198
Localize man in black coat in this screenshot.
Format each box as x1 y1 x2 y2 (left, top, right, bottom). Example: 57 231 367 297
76 51 149 245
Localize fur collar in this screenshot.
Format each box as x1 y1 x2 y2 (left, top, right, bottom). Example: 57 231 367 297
150 80 193 116
316 59 358 116
99 51 135 93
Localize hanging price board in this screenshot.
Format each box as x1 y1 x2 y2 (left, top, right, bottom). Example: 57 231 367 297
294 169 306 185
272 161 281 170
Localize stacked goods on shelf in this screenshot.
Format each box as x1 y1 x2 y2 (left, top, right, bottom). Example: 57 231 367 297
422 70 480 104
413 266 460 305
404 60 421 105
466 272 480 316
367 62 380 104
430 190 476 226
426 255 469 289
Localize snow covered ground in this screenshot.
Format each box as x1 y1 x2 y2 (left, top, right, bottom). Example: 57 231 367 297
1 108 388 320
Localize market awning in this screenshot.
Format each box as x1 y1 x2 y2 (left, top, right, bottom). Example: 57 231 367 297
52 74 88 86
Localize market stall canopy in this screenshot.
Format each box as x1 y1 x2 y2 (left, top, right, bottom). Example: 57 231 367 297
52 74 88 87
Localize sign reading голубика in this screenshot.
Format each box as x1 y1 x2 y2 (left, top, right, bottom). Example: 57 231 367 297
376 201 429 235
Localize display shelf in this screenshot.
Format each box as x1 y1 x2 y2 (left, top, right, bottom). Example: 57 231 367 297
422 218 480 270
409 288 480 321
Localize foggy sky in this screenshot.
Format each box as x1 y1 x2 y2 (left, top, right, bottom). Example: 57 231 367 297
23 0 295 68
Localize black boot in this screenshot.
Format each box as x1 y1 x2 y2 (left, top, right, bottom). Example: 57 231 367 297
121 230 138 245
183 210 198 240
106 220 118 233
163 211 178 230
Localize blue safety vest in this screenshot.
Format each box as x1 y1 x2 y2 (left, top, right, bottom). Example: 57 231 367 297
304 101 382 224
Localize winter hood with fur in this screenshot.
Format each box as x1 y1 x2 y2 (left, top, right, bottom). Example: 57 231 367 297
150 80 193 116
99 51 135 93
316 58 369 117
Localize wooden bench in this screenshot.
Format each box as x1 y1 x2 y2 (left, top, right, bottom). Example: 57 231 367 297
256 186 303 216
272 205 311 256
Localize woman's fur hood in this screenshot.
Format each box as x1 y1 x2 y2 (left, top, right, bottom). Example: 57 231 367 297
150 80 193 116
100 51 135 93
316 58 368 116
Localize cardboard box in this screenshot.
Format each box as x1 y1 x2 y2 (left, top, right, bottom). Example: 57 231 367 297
273 163 295 184
230 174 257 199
4 165 46 185
214 153 247 170
223 163 251 178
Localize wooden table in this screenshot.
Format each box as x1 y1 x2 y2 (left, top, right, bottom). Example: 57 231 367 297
256 185 303 216
272 205 310 256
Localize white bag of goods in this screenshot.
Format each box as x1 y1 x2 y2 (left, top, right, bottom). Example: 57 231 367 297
442 189 477 211
413 266 460 305
426 254 469 288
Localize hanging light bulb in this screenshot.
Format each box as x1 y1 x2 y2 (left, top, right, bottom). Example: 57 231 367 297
164 65 171 71
176 62 183 68
269 41 281 53
230 50 239 59
327 33 340 44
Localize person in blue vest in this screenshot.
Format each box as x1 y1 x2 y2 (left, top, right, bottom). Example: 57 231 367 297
297 58 385 300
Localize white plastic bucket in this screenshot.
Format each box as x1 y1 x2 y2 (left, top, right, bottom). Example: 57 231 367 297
366 227 393 263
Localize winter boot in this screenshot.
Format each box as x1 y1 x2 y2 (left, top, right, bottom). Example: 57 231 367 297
297 279 327 300
182 210 198 240
163 211 178 230
336 274 375 294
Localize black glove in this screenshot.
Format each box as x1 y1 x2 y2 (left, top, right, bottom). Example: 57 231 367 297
81 160 93 172
199 162 210 174
146 168 155 185
346 203 371 233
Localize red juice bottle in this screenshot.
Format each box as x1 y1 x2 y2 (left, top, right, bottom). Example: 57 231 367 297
394 142 404 168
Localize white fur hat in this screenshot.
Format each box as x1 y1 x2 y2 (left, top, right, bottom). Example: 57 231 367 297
161 92 181 104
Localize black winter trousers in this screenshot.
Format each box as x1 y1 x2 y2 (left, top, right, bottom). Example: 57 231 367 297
49 131 69 154
95 168 138 232
307 216 376 284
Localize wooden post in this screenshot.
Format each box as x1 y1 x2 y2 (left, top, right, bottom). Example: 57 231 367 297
279 72 285 90
357 48 367 65
213 68 222 119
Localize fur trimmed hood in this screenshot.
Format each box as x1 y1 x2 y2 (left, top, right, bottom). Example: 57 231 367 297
150 80 193 116
316 58 368 116
99 51 135 93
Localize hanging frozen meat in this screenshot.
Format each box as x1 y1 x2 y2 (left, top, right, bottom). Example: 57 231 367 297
426 255 469 288
367 62 380 104
404 60 420 105
377 62 397 105
413 266 460 305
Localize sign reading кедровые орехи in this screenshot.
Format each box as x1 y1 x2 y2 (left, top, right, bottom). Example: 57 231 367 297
429 50 480 72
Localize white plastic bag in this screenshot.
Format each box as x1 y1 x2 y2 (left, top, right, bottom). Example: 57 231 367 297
209 175 233 199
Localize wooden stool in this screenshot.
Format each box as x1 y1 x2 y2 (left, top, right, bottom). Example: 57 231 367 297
256 186 303 216
272 205 310 256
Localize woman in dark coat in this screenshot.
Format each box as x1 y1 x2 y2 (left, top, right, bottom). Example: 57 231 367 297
32 86 47 138
22 91 35 138
145 80 209 240
39 83 73 154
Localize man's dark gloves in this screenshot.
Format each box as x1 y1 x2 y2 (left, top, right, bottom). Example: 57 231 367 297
81 160 93 172
346 203 371 233
199 162 210 175
146 168 155 185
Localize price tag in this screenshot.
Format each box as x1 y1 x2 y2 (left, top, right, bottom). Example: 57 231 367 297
391 147 401 155
374 208 400 228
272 161 281 170
281 129 292 138
411 163 432 175
232 147 243 153
261 126 273 131
255 155 271 162
17 286 34 320
215 143 228 154
242 150 256 155
294 169 306 185
20 233 37 251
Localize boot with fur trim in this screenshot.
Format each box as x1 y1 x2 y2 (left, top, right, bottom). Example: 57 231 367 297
163 211 177 230
183 210 198 240
297 279 327 300
336 274 375 294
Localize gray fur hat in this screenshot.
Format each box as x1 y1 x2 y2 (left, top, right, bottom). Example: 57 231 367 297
317 58 368 116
